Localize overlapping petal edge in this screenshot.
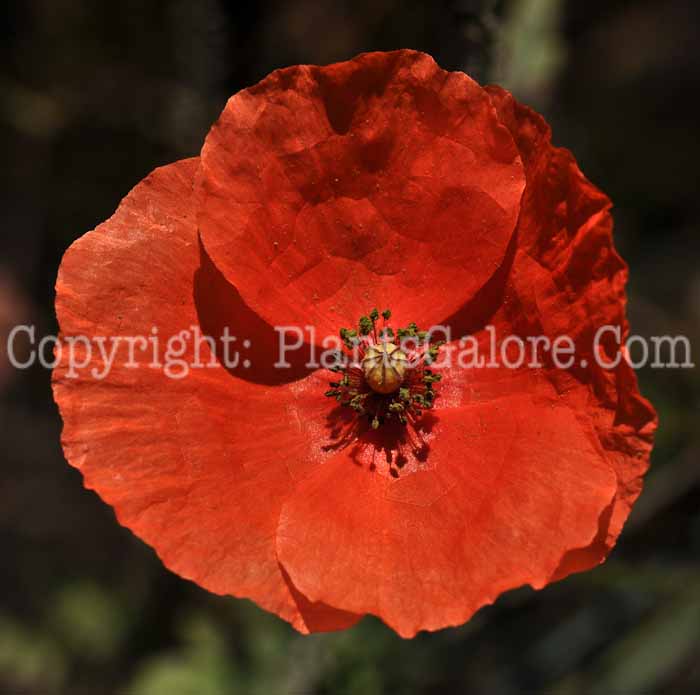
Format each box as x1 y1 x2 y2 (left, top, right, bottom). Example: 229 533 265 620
52 50 656 638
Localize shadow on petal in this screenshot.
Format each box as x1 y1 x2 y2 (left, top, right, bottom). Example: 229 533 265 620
442 228 518 339
279 563 363 633
194 236 317 386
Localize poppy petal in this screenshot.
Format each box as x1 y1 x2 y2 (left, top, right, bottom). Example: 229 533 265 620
277 379 617 637
53 158 359 633
483 86 657 574
197 49 525 340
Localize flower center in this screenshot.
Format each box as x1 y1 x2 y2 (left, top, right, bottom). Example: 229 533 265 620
362 343 407 394
325 308 444 430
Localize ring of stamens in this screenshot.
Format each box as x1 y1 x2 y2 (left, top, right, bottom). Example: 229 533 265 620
325 308 444 431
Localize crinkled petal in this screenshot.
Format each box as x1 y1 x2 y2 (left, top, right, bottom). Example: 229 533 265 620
277 372 617 637
52 158 359 633
198 50 525 339
483 86 656 574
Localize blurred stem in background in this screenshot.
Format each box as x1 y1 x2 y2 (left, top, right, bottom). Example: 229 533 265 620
492 0 565 106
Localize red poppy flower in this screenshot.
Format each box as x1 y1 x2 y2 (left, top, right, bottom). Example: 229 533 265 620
53 50 656 637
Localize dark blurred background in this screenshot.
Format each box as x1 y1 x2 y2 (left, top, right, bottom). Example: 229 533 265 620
1 1 699 693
